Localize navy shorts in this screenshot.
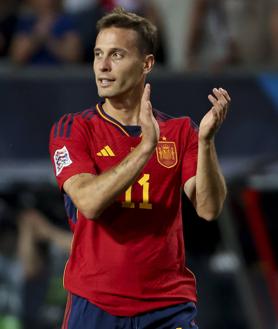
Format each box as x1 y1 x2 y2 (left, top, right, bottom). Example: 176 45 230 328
62 293 198 329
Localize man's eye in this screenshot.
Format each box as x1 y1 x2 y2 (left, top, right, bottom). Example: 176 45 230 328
113 52 123 59
94 52 102 58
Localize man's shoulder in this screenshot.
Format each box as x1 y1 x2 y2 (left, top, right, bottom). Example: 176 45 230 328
51 107 98 139
153 109 174 122
154 109 195 126
75 108 98 121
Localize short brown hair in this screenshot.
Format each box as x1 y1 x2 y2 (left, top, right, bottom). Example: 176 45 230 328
96 7 158 56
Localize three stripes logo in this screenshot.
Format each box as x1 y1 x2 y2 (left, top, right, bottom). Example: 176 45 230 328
97 145 115 157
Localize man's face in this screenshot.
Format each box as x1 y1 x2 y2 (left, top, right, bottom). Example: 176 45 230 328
93 27 145 99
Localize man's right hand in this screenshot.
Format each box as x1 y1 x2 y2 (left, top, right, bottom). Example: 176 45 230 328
61 84 161 220
139 83 160 151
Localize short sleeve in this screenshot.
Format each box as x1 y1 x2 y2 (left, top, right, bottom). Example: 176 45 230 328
181 118 199 186
49 113 96 190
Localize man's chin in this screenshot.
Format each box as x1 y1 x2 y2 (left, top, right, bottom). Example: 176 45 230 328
97 86 128 99
97 89 115 98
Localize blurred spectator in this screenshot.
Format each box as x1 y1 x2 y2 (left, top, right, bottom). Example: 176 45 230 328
268 0 278 66
14 184 71 328
63 0 97 14
69 0 166 64
0 0 19 58
0 202 22 327
185 0 240 73
186 0 278 72
231 0 271 69
17 208 71 329
0 184 72 329
111 0 166 64
10 0 82 65
67 1 104 63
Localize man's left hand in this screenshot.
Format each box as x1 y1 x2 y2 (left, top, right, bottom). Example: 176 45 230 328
199 88 231 142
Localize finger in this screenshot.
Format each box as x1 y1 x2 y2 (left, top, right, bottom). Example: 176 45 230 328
219 88 231 102
214 87 229 103
209 90 223 106
142 83 151 103
212 89 227 115
212 88 222 99
218 90 230 120
219 106 226 123
146 100 152 113
208 94 217 106
140 84 153 121
209 95 225 123
214 88 229 110
219 91 229 104
217 101 229 123
214 98 228 123
210 88 230 125
219 89 231 119
213 88 227 106
222 101 229 121
140 101 152 124
215 102 227 123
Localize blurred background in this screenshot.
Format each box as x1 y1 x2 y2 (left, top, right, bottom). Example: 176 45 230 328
0 0 278 328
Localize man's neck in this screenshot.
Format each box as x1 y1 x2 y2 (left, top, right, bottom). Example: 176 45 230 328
103 93 142 126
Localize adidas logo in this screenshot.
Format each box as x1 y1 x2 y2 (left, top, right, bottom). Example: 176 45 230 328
97 145 115 157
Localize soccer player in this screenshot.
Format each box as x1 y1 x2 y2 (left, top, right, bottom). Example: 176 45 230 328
49 7 230 329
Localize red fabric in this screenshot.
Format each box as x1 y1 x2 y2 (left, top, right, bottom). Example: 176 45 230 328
181 118 199 185
100 0 116 11
49 104 198 316
49 112 98 190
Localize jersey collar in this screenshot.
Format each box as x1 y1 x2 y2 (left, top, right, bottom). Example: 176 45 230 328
96 102 141 137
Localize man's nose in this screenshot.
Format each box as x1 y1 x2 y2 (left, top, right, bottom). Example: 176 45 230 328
99 57 111 72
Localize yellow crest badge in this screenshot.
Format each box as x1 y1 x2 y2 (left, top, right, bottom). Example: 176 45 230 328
156 141 178 168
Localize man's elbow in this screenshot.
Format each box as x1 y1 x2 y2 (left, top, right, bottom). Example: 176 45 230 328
197 203 224 221
197 209 220 221
196 187 227 221
80 208 100 220
76 198 102 220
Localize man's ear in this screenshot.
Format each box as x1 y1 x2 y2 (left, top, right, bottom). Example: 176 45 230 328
143 54 155 74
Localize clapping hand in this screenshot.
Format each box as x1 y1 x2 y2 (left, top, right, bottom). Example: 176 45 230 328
199 88 231 142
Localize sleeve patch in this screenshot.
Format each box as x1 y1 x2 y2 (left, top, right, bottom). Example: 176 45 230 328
54 146 73 176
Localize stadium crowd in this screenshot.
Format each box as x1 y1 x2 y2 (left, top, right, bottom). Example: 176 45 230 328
0 0 278 70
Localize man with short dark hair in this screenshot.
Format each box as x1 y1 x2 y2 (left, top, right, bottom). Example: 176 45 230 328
49 7 230 329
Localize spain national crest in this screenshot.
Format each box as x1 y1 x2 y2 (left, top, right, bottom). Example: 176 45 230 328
156 141 178 168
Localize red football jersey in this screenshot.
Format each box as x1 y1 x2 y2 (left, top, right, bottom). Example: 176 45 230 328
49 103 199 316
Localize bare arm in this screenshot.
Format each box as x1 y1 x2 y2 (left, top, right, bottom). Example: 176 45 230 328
64 84 160 219
17 208 72 278
17 209 44 278
184 88 230 220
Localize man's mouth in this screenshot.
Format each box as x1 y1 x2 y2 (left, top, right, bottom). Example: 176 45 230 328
98 78 115 87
